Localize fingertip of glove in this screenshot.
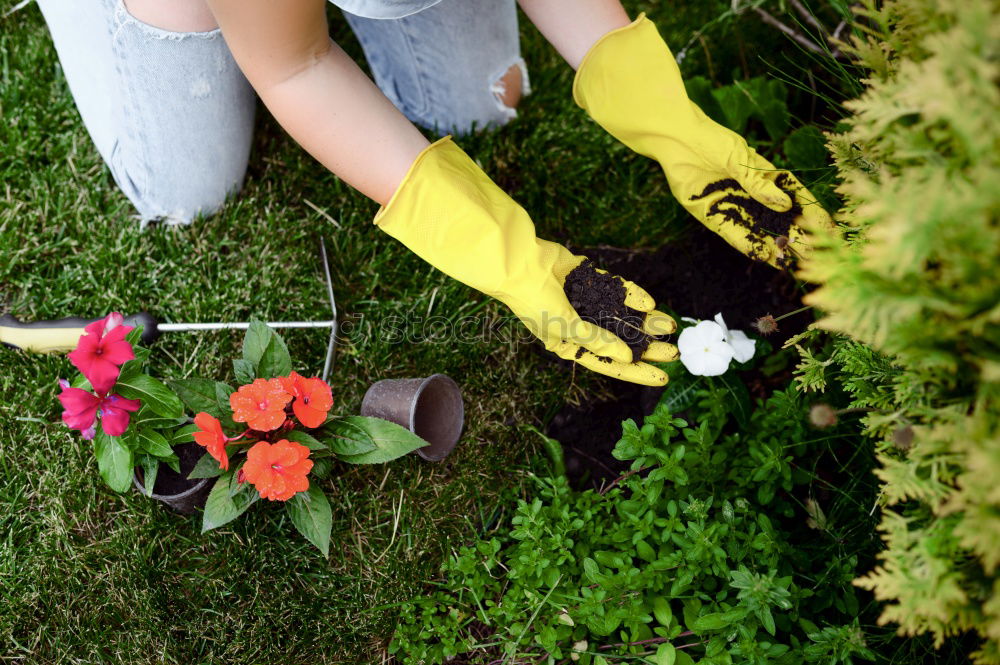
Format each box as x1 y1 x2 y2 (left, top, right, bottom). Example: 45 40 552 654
644 311 677 336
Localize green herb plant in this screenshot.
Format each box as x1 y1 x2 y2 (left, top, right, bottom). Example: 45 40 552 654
390 367 878 665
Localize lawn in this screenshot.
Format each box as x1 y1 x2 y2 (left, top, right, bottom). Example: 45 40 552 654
6 1 984 663
0 2 724 662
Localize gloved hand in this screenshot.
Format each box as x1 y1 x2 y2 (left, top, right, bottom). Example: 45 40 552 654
374 137 677 386
573 14 833 268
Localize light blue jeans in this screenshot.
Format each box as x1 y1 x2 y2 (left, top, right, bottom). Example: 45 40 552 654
37 0 528 224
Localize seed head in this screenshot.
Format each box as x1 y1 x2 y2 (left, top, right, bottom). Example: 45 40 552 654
753 314 779 335
892 426 915 451
809 404 838 428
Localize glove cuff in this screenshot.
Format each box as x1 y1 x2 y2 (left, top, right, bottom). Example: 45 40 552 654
372 136 562 302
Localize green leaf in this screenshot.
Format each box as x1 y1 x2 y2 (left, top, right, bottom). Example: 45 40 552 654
242 320 292 379
655 643 676 665
202 472 258 532
136 428 173 457
214 382 238 430
138 454 159 497
760 97 791 142
327 416 424 463
163 453 181 474
125 326 144 346
242 320 271 369
285 430 327 452
286 484 332 556
310 458 332 480
134 407 186 431
783 125 830 172
258 334 292 379
717 374 752 429
652 597 673 629
188 451 226 479
168 378 221 417
168 423 199 445
674 651 695 665
759 607 776 636
321 431 376 457
115 373 183 419
691 612 730 632
233 358 256 385
94 430 133 493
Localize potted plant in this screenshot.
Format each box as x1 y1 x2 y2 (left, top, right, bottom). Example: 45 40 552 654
56 312 427 555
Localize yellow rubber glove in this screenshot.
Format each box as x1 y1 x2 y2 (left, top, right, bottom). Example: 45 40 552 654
374 137 678 386
573 14 833 268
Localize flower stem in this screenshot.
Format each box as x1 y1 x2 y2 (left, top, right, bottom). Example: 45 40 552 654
774 305 813 322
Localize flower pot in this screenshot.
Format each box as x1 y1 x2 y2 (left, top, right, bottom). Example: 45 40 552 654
360 373 464 462
133 441 212 514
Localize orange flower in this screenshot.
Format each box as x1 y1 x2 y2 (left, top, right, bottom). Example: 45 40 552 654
242 439 313 501
229 378 292 432
279 371 334 428
192 412 229 471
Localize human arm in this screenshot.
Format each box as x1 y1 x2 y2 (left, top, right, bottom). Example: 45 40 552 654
205 0 428 205
203 0 677 385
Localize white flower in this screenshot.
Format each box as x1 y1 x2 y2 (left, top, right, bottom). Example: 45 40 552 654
678 320 734 376
677 313 757 376
714 313 756 363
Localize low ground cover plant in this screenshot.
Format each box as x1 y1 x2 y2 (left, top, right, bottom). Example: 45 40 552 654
390 361 883 664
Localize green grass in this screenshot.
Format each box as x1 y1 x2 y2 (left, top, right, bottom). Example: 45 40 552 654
0 1 864 662
0 4 678 663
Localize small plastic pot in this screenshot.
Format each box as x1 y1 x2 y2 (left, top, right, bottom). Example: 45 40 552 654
133 442 212 515
360 373 464 461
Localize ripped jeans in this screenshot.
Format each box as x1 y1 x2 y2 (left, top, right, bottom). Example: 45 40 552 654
37 0 528 224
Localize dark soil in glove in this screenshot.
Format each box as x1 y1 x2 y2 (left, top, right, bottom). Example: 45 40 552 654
563 259 652 362
689 173 802 264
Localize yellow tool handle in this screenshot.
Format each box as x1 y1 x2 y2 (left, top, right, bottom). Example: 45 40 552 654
0 312 158 354
0 324 87 353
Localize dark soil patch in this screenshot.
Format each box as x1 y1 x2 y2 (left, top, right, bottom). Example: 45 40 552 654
549 223 813 490
563 259 652 361
151 441 203 496
690 174 803 265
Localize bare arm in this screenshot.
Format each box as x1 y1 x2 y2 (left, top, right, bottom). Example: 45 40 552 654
205 0 429 205
517 0 631 69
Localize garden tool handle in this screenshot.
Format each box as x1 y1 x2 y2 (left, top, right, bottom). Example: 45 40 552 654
0 312 159 353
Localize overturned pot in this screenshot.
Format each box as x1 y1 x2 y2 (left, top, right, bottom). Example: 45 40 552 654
133 441 212 514
360 373 464 461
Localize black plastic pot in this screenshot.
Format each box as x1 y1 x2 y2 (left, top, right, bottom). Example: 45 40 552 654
133 441 212 514
360 373 464 461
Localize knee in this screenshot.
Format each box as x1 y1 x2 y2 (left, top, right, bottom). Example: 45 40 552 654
108 140 248 226
440 58 530 136
491 62 525 112
122 0 218 33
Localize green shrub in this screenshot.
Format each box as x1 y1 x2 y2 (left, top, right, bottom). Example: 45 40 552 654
795 0 1000 660
390 370 884 664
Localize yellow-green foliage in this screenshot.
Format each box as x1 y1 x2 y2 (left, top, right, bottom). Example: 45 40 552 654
794 0 1000 661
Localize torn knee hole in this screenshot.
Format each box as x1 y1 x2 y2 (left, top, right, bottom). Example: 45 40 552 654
491 63 524 110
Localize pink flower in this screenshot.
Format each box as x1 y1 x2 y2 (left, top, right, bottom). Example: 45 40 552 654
67 312 135 395
58 379 141 439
